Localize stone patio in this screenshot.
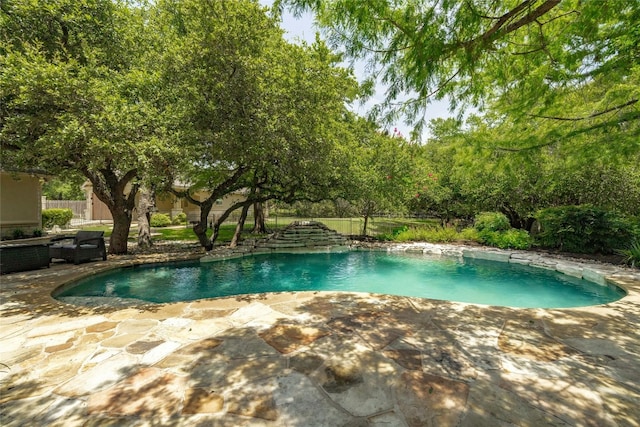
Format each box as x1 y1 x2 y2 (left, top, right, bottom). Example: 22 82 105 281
1 243 639 426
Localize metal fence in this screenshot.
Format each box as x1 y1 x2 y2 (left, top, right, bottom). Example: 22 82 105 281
177 213 412 237
261 215 406 237
66 211 419 238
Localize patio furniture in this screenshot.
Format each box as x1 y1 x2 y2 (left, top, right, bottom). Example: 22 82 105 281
0 243 51 274
50 231 107 265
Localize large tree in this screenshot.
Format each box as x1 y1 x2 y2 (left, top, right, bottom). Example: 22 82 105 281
277 0 640 148
151 0 287 250
0 0 176 254
155 0 358 250
416 114 640 229
408 119 473 226
341 117 418 234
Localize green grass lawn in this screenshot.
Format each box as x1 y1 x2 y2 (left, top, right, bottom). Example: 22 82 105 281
155 227 211 241
78 225 118 237
79 223 249 242
78 217 438 243
266 216 438 236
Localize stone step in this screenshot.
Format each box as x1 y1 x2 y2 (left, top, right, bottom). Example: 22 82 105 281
279 231 330 237
232 222 349 254
277 234 343 241
262 242 308 248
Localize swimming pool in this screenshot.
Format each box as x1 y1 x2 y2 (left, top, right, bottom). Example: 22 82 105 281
55 251 625 308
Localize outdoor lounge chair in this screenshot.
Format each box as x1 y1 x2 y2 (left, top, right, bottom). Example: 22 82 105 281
50 231 107 265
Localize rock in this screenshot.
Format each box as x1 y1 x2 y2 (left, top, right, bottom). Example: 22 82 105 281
201 221 348 262
463 249 511 262
323 357 363 393
182 388 224 414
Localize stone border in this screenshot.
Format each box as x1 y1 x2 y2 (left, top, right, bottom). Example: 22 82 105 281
376 242 635 290
50 241 639 308
202 240 636 295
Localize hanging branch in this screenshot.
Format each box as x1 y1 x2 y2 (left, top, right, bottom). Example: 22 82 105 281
529 99 638 121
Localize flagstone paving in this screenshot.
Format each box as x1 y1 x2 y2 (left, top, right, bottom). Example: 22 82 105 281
1 244 639 426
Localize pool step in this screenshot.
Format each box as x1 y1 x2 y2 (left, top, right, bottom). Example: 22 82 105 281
202 221 350 262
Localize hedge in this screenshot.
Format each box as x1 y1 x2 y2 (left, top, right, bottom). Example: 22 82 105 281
535 205 638 254
42 208 73 229
150 213 172 227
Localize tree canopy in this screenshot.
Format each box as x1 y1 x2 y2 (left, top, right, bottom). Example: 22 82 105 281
1 0 176 253
148 0 360 249
276 0 640 148
412 115 640 229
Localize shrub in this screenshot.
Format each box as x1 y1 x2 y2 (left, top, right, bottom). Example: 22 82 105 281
150 213 172 227
172 212 187 225
478 229 532 250
391 226 472 243
459 227 480 242
42 208 73 229
474 212 511 232
535 205 636 254
32 228 43 237
472 212 532 249
378 225 408 241
11 228 26 239
617 240 640 268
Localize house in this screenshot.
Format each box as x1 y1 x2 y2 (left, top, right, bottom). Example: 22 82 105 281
81 182 261 224
0 171 43 238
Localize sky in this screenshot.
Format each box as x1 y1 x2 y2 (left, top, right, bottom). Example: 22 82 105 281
264 2 455 141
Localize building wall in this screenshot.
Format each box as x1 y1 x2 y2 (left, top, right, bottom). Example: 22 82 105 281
155 191 255 224
0 172 42 237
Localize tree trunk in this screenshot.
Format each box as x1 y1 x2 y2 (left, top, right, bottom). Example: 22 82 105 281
251 201 268 233
110 209 132 254
523 217 536 232
362 214 369 235
137 187 154 248
211 221 221 245
230 203 251 248
361 201 375 236
193 222 212 250
211 205 236 245
193 199 214 251
168 167 250 251
83 167 139 255
501 205 529 229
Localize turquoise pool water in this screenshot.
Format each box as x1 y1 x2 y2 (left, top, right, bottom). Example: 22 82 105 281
56 252 625 308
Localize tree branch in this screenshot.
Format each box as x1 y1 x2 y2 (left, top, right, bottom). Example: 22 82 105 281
501 0 561 37
171 188 202 207
459 0 561 53
170 166 249 207
482 0 535 41
497 109 640 152
496 141 556 152
530 99 638 121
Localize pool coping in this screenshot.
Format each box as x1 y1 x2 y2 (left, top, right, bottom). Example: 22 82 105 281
1 243 639 425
